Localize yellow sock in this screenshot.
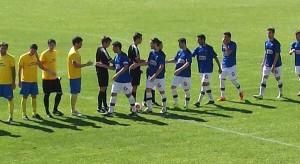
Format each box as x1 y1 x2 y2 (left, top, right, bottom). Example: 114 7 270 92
70 94 78 111
31 98 37 115
8 100 14 118
21 97 27 116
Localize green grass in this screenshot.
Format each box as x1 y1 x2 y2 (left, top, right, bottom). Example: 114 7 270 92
1 0 300 163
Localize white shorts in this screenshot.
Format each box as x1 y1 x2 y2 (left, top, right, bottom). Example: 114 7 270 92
111 82 132 94
200 73 212 84
219 65 237 81
295 66 300 75
146 78 165 92
262 66 281 78
171 76 191 90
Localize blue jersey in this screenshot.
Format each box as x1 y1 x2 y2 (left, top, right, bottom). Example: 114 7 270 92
221 41 237 67
290 41 300 66
113 52 131 83
147 50 165 79
264 39 281 67
174 49 192 77
192 44 217 73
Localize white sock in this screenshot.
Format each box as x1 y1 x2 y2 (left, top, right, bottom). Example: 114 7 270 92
109 96 116 113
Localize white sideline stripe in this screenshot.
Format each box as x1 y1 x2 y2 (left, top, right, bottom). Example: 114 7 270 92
183 120 300 149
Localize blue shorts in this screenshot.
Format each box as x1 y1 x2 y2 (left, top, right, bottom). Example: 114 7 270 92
0 84 14 99
70 78 81 94
20 82 39 96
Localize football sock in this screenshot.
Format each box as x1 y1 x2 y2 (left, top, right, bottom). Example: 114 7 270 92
259 78 267 95
161 93 167 109
172 88 178 104
128 95 136 112
109 96 116 113
232 79 242 92
185 90 190 107
197 86 206 103
44 94 50 114
21 97 27 116
206 86 213 101
220 79 226 97
146 92 152 110
98 91 102 109
102 91 108 108
53 93 62 111
277 80 283 94
132 92 136 99
151 90 156 103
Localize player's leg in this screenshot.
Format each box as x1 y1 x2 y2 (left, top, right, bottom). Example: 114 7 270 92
171 76 179 105
105 81 119 116
205 74 214 104
228 66 243 100
295 66 300 96
156 78 167 113
124 83 137 115
5 85 14 123
20 82 30 119
218 69 227 101
53 78 63 115
253 66 270 99
274 67 283 98
42 80 52 117
182 77 191 109
195 73 206 107
145 78 155 112
131 71 141 100
30 82 39 118
70 78 81 116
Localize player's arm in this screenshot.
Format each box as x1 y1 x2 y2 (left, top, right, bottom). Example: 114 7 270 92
289 48 295 55
95 62 115 70
35 53 56 76
135 58 145 63
214 57 222 74
73 60 93 68
17 65 22 88
166 58 175 64
150 64 164 80
130 61 149 70
174 62 189 75
11 66 16 89
223 44 233 55
112 64 128 81
271 53 280 72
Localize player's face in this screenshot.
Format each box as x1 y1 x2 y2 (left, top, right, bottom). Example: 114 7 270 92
103 41 111 48
223 35 230 44
137 37 142 44
48 43 56 51
267 30 274 39
296 34 300 42
178 42 185 49
159 43 163 50
0 46 8 55
75 41 82 49
197 37 204 45
29 49 37 55
150 41 155 49
112 45 118 53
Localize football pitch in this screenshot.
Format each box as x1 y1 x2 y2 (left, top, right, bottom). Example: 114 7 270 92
1 0 300 163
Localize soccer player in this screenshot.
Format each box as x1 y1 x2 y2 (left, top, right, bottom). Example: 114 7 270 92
40 39 64 118
67 36 93 116
97 41 137 117
18 44 55 120
217 32 243 101
95 36 112 113
192 34 222 107
289 30 300 96
131 38 167 113
253 28 283 99
128 32 144 100
166 38 192 109
0 42 16 123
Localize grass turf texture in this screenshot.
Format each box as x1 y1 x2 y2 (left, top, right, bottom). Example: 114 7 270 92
1 0 300 163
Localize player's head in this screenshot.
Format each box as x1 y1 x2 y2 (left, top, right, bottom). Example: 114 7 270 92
178 38 186 49
159 41 163 50
47 39 56 51
197 34 206 45
295 30 300 41
101 36 112 48
0 42 9 55
267 28 275 39
112 41 122 53
133 32 142 44
29 44 38 55
72 36 83 49
150 38 161 50
223 32 231 44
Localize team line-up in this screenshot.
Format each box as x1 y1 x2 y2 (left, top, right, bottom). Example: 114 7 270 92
1 27 300 123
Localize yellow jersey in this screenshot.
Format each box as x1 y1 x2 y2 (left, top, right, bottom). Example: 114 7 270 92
67 47 81 79
40 49 58 80
0 53 15 84
18 53 38 82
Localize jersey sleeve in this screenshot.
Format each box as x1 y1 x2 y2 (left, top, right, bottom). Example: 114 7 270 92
192 48 197 57
290 42 295 50
40 52 46 62
159 52 166 66
211 47 217 58
11 56 15 67
186 51 192 63
123 55 129 65
274 41 281 53
229 42 236 51
95 48 101 62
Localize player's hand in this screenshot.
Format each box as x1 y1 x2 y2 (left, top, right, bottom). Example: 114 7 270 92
86 60 93 66
149 76 155 82
112 74 118 81
271 66 275 73
12 83 16 90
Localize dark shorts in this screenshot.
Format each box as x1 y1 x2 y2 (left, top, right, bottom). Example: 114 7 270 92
70 78 81 94
20 82 39 96
97 71 109 87
43 78 62 94
0 85 13 99
130 69 141 86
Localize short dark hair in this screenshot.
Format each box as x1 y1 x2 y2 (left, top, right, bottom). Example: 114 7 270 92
151 38 161 46
72 36 83 45
133 32 142 41
224 32 231 38
112 41 122 49
178 38 186 44
30 44 38 50
47 39 56 45
295 30 300 35
0 42 8 48
197 34 206 41
267 28 275 34
101 36 112 44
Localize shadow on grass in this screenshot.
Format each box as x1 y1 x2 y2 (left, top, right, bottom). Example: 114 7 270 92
0 120 54 133
265 97 300 105
0 129 21 138
169 107 232 118
161 112 207 123
56 116 101 129
32 118 81 131
213 103 253 114
114 112 168 126
83 114 130 126
228 99 276 109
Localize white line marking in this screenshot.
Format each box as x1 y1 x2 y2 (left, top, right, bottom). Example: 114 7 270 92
183 120 300 149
